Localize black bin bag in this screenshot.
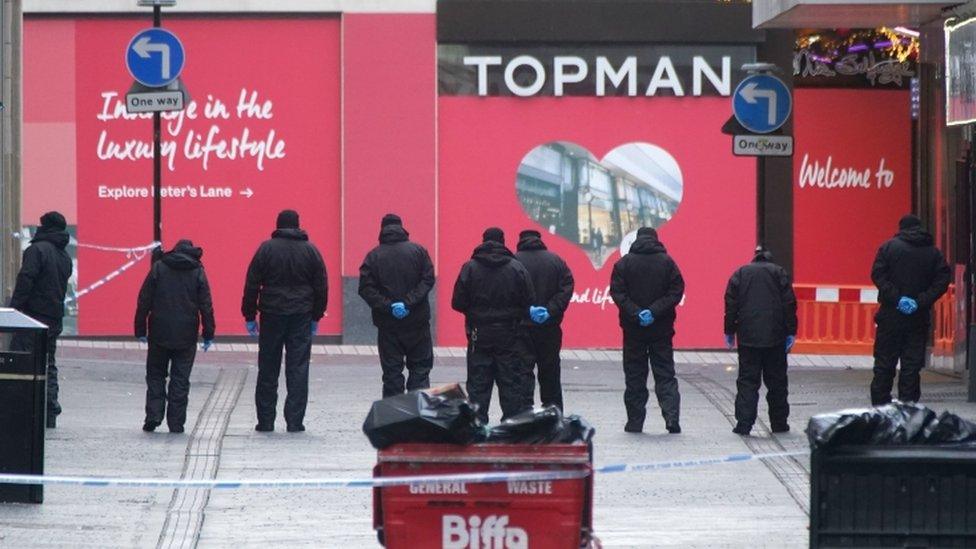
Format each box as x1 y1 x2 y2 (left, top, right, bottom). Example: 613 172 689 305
484 406 596 444
807 401 976 449
362 384 484 450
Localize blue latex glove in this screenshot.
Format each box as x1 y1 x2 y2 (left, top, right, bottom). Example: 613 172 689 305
897 296 918 315
638 309 654 327
245 320 259 337
537 308 550 324
310 321 319 336
137 336 148 344
391 302 409 320
786 335 796 353
529 306 549 325
202 339 213 352
724 334 735 350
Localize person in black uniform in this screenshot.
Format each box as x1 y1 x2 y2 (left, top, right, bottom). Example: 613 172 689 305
452 227 535 423
609 227 684 434
242 210 328 432
724 248 798 435
135 239 215 433
358 214 436 397
515 229 574 410
9 211 73 429
869 214 950 405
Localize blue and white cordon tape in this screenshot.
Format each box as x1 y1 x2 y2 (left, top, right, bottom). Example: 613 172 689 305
65 241 161 304
0 450 809 490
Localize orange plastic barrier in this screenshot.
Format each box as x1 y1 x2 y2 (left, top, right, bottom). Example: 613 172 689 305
792 284 955 356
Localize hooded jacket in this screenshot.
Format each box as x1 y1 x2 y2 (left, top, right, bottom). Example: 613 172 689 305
724 253 798 347
515 234 574 326
609 235 685 331
241 228 329 321
9 227 73 325
358 224 435 330
451 241 535 329
135 242 216 349
871 226 951 326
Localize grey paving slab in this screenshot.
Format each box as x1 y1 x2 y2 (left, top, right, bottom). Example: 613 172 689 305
2 347 974 548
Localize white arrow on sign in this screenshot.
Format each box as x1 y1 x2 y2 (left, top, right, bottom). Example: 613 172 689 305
739 82 778 125
133 36 172 80
239 188 253 198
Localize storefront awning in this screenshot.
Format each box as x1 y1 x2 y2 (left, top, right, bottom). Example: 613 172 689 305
753 0 959 28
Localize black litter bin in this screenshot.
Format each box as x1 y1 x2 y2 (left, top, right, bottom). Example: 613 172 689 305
808 403 976 548
810 446 976 548
0 308 50 504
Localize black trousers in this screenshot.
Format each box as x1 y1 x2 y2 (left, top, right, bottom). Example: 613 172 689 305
517 324 564 410
734 345 789 428
256 312 312 427
145 343 196 429
378 324 433 398
10 316 62 417
622 327 680 426
871 320 927 405
466 326 532 424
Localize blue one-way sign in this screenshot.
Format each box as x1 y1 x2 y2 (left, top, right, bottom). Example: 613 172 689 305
126 28 185 88
732 74 791 134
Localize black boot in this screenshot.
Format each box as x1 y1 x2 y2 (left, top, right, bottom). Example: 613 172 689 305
624 420 643 433
142 420 160 432
732 423 751 435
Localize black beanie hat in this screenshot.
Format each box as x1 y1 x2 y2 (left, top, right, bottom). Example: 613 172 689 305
637 227 658 239
899 214 922 230
381 213 402 227
483 227 505 244
40 211 67 231
519 229 542 240
276 209 300 229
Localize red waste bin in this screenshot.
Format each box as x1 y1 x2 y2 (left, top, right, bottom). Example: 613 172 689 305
373 443 595 548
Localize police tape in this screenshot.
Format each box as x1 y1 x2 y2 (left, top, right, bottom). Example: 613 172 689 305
74 241 161 257
595 450 809 474
0 470 589 490
67 255 151 304
0 450 810 490
12 231 160 257
66 242 161 304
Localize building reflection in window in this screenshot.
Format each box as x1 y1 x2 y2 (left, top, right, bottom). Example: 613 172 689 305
516 141 683 267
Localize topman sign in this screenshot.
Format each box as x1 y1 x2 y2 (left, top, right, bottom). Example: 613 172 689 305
463 55 731 97
438 46 754 97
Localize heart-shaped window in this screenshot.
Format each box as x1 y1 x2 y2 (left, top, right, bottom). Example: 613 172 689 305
516 141 683 268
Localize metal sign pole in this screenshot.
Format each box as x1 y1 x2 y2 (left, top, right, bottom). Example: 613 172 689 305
756 156 766 249
152 4 162 256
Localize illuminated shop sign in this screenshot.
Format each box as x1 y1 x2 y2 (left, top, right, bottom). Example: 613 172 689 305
438 45 754 97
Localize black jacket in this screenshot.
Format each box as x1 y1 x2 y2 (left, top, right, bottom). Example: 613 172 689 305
451 241 535 329
9 228 73 325
242 228 328 321
871 227 951 326
135 243 216 349
358 225 435 330
724 254 798 348
515 235 574 326
609 235 685 332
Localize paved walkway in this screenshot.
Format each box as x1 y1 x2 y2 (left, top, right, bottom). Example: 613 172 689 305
0 346 972 548
57 339 882 369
